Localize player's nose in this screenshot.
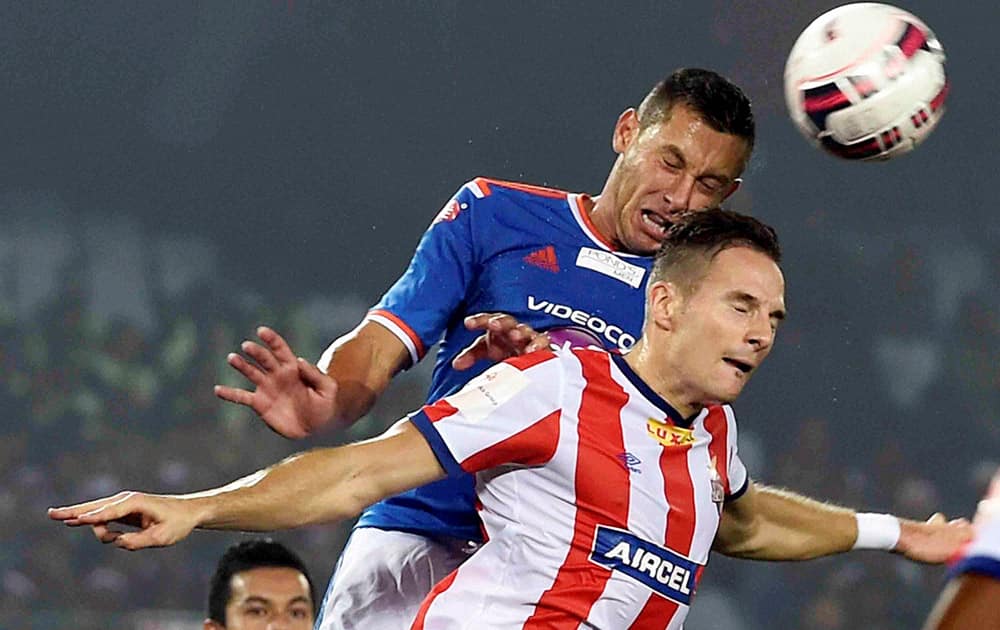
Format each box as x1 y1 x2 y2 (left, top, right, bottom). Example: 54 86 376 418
665 174 697 210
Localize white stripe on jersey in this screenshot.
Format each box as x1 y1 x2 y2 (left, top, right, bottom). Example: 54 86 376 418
466 179 487 198
567 194 643 259
412 347 747 630
366 312 420 366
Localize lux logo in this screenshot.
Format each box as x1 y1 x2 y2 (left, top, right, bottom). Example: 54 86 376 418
646 418 695 447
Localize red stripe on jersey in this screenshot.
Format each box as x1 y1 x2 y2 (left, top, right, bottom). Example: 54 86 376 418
461 410 561 472
411 569 459 630
421 399 459 423
631 418 698 625
506 349 557 371
524 351 630 627
369 309 426 360
704 406 730 494
477 177 569 200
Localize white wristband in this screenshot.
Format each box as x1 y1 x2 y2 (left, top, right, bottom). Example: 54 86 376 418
853 513 901 551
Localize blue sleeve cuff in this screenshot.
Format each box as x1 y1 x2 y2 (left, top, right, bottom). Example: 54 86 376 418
949 555 1000 581
726 476 750 503
409 409 465 478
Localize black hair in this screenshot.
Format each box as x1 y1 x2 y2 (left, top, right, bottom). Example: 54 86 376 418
637 68 755 154
207 539 316 624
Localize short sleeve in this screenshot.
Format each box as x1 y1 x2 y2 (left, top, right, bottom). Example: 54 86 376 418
723 406 749 501
367 180 487 365
410 351 563 476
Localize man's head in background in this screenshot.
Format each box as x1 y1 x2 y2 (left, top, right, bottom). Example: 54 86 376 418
205 539 315 630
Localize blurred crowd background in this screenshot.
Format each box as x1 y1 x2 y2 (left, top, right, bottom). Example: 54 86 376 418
2 2 997 628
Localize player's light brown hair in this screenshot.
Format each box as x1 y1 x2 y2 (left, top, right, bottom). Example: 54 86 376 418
650 208 781 295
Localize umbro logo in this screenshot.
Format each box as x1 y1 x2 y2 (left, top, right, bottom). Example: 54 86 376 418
524 246 560 273
617 452 642 474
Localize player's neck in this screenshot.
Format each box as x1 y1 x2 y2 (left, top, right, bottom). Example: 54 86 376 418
587 194 625 250
622 339 699 418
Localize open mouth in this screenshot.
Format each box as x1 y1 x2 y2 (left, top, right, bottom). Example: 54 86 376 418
641 210 670 236
723 358 753 374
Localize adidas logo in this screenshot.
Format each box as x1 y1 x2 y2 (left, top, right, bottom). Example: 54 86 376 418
524 246 560 273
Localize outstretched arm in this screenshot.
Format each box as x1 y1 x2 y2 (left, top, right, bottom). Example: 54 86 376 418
714 482 972 562
48 420 444 550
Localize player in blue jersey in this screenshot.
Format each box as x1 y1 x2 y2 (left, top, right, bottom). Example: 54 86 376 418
214 68 755 629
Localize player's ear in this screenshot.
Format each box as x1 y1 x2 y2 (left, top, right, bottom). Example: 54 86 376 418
203 618 224 630
721 177 742 201
648 281 681 331
612 108 640 154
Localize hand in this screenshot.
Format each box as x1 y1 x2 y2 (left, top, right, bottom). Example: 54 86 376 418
48 491 201 550
973 467 1000 527
214 326 338 439
896 513 974 564
452 313 551 371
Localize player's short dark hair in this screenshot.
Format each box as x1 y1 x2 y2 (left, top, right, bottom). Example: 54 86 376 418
651 208 781 291
637 68 755 154
207 539 316 625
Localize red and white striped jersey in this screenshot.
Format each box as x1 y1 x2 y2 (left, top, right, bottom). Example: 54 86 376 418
409 347 749 629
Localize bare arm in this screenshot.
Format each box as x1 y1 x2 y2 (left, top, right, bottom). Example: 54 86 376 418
215 322 411 438
714 482 971 562
48 420 444 549
923 575 1000 630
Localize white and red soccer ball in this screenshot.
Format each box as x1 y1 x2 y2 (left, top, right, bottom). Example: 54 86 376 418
784 3 948 161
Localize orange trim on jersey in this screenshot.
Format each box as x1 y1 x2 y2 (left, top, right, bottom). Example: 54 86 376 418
369 309 426 360
573 193 619 251
475 177 569 200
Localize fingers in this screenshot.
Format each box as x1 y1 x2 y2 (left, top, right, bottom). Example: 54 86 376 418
524 332 553 354
452 336 488 371
213 384 254 407
297 358 337 395
241 340 279 372
927 512 947 525
464 313 521 334
257 326 297 364
227 352 266 386
48 492 134 524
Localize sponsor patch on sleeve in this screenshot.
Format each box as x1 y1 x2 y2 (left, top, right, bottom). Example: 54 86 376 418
442 363 530 423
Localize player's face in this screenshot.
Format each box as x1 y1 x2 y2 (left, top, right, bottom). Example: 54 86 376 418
661 247 785 406
208 567 314 630
609 105 749 255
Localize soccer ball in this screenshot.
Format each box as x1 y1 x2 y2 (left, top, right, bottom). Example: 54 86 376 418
784 3 948 161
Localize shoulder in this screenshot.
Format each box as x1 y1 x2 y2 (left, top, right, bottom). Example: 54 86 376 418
433 177 574 224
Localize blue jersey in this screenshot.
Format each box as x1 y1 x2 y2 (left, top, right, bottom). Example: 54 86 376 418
357 178 654 541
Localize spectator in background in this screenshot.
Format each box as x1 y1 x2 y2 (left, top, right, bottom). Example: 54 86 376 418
205 539 316 630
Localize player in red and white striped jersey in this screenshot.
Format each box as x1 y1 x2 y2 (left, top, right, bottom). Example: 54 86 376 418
50 210 972 629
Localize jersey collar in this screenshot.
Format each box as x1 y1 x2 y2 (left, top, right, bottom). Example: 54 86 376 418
610 352 697 427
